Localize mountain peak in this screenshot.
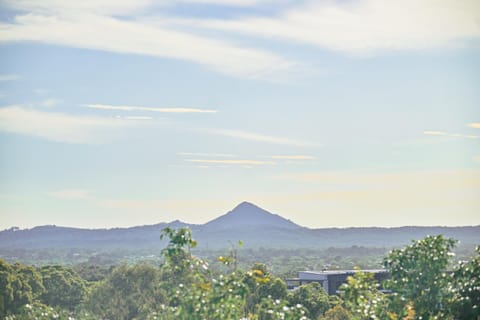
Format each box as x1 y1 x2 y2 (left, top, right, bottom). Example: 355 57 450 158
205 202 301 229
234 201 259 210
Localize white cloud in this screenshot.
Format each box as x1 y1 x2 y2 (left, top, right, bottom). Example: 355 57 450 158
84 104 217 113
0 12 292 79
468 123 480 129
0 74 20 81
0 106 139 143
186 159 275 165
206 128 319 147
185 0 480 54
48 189 91 200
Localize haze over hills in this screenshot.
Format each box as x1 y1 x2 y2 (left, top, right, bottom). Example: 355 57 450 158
205 201 300 229
1 201 479 251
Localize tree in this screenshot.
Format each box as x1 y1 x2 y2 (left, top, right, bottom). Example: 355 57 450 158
383 235 456 319
288 282 331 319
39 265 87 310
318 305 353 320
0 259 15 316
339 269 390 319
86 263 166 320
447 246 480 319
0 259 44 317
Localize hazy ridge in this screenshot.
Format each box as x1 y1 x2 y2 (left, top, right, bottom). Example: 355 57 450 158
1 202 479 250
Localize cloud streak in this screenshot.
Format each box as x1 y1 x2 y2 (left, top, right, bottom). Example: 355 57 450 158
186 159 275 165
84 104 217 113
0 74 20 81
269 155 316 160
424 130 478 139
206 128 319 147
0 106 139 143
178 152 237 157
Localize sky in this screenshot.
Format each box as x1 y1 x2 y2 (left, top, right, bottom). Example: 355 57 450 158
0 0 479 229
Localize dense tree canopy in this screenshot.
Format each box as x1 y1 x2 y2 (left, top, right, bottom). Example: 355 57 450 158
39 265 87 310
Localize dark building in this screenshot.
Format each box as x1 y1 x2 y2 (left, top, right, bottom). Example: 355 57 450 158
286 269 389 295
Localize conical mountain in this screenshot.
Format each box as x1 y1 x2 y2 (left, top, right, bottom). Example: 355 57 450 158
204 201 301 229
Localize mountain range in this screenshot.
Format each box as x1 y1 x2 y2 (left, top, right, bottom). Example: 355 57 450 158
1 201 479 251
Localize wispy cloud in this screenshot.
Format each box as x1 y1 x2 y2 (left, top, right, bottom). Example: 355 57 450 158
48 189 91 200
424 131 447 136
0 106 140 143
122 116 154 120
178 152 237 157
0 11 292 79
206 128 319 147
0 74 20 81
449 133 479 139
268 155 316 160
468 123 480 129
424 131 479 139
84 104 217 113
186 159 275 165
181 0 480 54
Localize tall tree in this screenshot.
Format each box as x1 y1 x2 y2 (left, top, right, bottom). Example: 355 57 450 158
383 235 456 319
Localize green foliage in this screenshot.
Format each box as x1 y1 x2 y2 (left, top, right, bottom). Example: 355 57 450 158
256 298 308 320
160 227 197 259
339 269 390 319
318 305 353 320
155 228 312 320
244 263 289 314
154 228 250 319
383 235 456 319
0 259 44 317
39 265 87 310
0 259 15 316
154 271 250 320
73 263 112 282
85 263 166 320
288 282 330 319
447 245 480 319
160 227 199 284
4 302 97 320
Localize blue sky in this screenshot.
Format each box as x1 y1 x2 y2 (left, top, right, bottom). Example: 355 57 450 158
0 0 479 229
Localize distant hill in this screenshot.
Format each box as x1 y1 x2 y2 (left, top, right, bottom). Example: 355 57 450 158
1 202 479 251
205 201 300 229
